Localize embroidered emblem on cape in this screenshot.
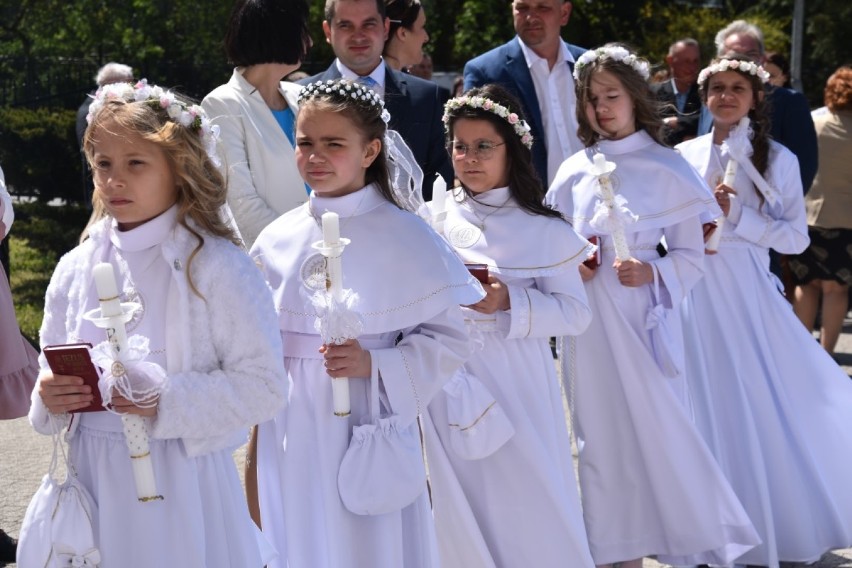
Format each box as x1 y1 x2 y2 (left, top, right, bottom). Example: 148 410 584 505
448 221 482 249
300 253 329 291
122 288 144 332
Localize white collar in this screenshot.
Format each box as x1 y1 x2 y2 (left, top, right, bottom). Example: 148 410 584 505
335 59 386 88
517 36 574 70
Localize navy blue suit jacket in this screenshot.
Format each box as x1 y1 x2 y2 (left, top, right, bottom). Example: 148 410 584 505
463 37 586 186
653 80 702 145
301 64 453 200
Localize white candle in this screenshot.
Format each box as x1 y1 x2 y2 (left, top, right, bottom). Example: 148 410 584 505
91 261 163 502
319 212 350 417
322 211 340 246
431 175 448 234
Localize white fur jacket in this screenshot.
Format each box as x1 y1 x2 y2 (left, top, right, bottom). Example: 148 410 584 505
30 216 287 457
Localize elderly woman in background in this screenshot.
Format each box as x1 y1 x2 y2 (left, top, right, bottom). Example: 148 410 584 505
383 0 430 72
791 65 852 355
202 0 312 248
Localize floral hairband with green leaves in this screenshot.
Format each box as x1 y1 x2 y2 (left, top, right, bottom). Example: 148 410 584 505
86 79 221 166
298 80 392 124
442 96 534 148
573 46 650 81
697 58 771 88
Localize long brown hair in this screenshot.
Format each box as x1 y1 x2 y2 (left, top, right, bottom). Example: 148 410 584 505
443 84 562 220
574 44 665 147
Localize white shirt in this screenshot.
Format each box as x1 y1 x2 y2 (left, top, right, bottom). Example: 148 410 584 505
335 58 387 98
518 37 583 186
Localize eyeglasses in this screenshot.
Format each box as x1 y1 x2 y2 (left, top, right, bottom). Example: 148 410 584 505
449 141 506 160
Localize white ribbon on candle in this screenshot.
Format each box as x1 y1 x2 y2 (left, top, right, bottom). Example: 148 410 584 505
88 262 163 502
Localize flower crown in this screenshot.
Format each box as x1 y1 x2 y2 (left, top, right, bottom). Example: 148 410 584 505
697 58 771 89
442 96 534 148
86 79 221 166
573 46 650 81
298 80 392 124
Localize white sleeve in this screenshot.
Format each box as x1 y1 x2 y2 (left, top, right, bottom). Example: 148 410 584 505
149 251 286 445
0 167 13 238
498 271 592 339
202 94 278 247
726 151 809 254
649 217 706 308
371 306 471 426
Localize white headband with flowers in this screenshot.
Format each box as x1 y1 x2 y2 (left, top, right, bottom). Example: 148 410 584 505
298 80 392 124
697 58 771 89
86 79 221 167
573 46 650 81
442 96 534 148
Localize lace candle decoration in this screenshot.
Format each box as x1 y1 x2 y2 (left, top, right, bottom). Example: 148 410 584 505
591 152 633 261
91 262 163 502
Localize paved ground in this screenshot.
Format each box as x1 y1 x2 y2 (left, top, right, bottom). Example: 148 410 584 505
2 317 851 567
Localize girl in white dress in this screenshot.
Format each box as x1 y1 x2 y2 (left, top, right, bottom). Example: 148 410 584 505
424 84 596 568
545 45 760 568
677 55 852 567
250 79 484 568
30 81 286 567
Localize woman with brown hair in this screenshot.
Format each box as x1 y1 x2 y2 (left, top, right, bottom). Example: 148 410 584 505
791 65 852 355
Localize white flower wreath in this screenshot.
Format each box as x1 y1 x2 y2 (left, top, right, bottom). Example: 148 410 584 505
298 80 391 123
442 96 534 148
697 58 771 88
573 46 651 81
86 79 221 166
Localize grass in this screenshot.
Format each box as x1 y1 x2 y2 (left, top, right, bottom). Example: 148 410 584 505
10 201 91 344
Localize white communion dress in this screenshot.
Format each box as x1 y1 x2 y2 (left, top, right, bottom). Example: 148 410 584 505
251 184 484 568
425 186 596 567
678 133 852 567
546 130 760 566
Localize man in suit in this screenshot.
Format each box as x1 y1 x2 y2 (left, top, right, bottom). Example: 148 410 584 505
699 19 817 193
654 38 702 146
463 0 585 187
302 0 452 199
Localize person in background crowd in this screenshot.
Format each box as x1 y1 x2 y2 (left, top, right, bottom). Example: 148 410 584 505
764 51 792 88
791 65 852 356
202 0 313 249
408 52 434 80
382 0 429 73
653 38 702 145
464 0 585 187
75 62 134 204
302 0 453 199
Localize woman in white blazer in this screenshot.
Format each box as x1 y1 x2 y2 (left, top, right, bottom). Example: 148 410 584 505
202 0 312 248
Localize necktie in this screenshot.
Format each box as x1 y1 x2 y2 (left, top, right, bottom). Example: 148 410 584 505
357 76 378 90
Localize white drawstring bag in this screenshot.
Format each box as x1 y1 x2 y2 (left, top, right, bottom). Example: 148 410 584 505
337 370 427 516
443 367 514 460
17 416 100 567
